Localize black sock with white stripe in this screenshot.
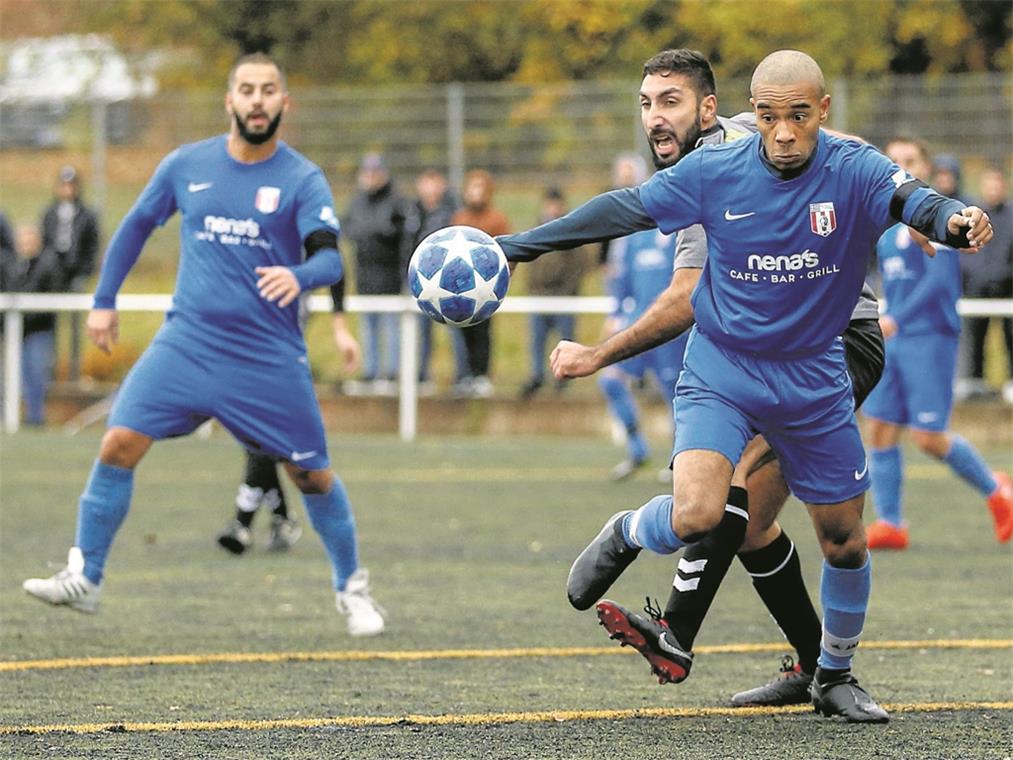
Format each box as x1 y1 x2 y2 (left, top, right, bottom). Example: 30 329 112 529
737 530 821 675
662 486 749 649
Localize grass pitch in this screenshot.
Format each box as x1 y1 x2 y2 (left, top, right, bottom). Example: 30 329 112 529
1 430 1011 759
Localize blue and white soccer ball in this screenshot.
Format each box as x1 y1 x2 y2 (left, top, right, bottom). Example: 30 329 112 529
407 225 511 327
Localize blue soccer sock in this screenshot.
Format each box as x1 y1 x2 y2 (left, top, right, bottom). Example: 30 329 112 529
599 375 648 462
943 435 998 496
869 446 903 526
74 460 134 585
302 476 360 592
818 557 872 671
621 495 686 555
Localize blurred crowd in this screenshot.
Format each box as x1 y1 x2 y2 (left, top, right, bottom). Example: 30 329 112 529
1 152 1011 426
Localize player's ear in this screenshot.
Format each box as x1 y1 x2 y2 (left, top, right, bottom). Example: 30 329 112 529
700 93 717 123
818 94 831 124
224 91 234 117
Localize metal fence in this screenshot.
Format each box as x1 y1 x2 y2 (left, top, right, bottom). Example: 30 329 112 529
2 73 1009 211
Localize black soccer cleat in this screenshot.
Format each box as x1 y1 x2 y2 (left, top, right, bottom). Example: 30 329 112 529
596 598 693 684
567 511 641 610
810 669 890 723
730 655 814 707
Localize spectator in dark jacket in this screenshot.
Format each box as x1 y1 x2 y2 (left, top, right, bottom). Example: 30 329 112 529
520 187 593 398
41 165 100 292
40 165 101 381
343 153 409 390
958 167 1013 402
0 224 64 425
403 169 459 390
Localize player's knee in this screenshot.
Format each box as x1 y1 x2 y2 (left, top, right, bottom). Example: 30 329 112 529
819 528 867 568
911 429 949 458
672 498 724 542
291 468 334 495
98 427 149 469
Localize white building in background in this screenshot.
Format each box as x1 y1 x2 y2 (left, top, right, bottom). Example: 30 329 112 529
0 34 159 148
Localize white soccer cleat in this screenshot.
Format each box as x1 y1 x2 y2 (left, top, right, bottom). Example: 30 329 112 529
335 568 385 636
22 547 102 614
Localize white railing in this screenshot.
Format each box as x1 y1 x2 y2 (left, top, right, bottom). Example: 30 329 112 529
0 293 613 438
2 293 1011 438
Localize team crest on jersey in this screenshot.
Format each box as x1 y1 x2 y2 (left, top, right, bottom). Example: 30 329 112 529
809 202 837 237
255 186 281 214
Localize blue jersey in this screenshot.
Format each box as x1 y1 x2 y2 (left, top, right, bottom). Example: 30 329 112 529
608 229 677 325
97 136 340 360
876 223 961 337
640 131 903 357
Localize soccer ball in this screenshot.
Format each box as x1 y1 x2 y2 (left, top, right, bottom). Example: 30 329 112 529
407 225 511 326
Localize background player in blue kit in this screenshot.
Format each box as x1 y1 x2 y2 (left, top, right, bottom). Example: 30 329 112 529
22 53 385 637
500 50 992 722
863 136 1013 550
599 228 687 481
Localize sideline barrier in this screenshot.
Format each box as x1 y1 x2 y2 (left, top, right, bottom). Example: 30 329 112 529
2 293 1011 439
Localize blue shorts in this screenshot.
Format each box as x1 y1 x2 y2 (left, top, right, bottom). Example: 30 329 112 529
862 333 957 432
617 332 688 393
673 328 868 504
108 330 329 471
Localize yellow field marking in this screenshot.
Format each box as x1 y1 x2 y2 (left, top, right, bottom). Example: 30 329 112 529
4 701 1012 736
3 638 1009 673
3 462 957 485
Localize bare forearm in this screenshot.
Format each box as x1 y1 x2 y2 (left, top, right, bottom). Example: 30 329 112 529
594 271 697 367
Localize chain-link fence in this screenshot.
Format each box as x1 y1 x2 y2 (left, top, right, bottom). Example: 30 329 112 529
2 73 1009 212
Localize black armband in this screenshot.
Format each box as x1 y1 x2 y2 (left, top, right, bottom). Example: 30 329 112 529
889 178 929 221
329 277 345 313
304 229 339 257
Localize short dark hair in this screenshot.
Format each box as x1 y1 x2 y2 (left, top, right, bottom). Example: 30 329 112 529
642 49 716 99
884 135 931 163
228 52 286 90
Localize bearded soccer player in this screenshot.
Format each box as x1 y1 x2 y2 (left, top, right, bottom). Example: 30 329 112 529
499 49 992 722
22 53 385 637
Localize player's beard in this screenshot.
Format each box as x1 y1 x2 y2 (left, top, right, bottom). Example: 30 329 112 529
234 110 283 145
648 115 703 170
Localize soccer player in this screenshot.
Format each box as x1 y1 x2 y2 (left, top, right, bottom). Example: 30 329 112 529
599 228 688 481
511 48 884 713
499 49 992 723
862 137 1013 549
22 53 385 637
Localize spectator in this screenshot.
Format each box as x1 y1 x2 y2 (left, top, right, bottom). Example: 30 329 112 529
957 167 1013 403
931 154 972 205
41 165 101 292
599 153 649 267
403 168 459 393
40 165 101 381
520 187 592 399
0 224 64 425
450 169 510 398
343 153 409 393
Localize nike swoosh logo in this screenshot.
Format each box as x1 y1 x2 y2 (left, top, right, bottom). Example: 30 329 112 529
188 182 213 193
724 210 756 221
657 632 691 659
854 459 869 480
291 451 317 462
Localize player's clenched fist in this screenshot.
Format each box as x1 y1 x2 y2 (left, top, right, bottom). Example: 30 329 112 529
86 308 119 355
550 340 602 380
948 206 992 251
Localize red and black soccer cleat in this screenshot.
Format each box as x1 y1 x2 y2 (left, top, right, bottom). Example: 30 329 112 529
596 598 693 685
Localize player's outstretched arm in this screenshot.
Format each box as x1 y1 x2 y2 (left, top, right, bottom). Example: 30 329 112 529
498 188 656 264
550 267 698 379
